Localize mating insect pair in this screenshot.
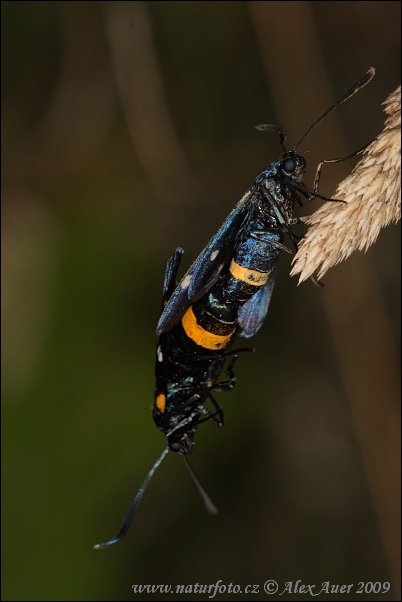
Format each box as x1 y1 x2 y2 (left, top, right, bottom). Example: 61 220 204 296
95 67 375 549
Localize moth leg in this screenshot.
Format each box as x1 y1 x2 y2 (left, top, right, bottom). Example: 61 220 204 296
312 142 371 199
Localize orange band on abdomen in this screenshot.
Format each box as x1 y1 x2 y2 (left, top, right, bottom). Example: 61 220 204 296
229 259 269 286
181 305 234 350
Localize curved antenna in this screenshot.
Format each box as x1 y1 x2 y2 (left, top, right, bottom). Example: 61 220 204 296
294 67 375 151
94 447 169 549
183 455 218 515
256 124 288 153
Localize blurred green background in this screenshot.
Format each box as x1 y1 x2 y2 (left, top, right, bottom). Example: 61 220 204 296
2 2 400 600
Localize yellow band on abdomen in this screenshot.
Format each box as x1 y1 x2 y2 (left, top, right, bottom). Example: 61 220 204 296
229 260 269 286
181 305 234 350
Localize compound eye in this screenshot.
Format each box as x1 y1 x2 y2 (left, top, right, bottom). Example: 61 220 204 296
283 157 296 173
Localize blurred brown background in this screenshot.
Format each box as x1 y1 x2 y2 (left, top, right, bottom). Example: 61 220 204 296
2 2 400 600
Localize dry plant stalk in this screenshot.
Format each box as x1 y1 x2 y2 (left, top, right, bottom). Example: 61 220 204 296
291 85 401 282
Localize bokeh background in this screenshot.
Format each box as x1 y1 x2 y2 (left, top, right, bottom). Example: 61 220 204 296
2 2 400 601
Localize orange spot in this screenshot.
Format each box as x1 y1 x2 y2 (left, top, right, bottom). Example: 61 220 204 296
155 393 166 413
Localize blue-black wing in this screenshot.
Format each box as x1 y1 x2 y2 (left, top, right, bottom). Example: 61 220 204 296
155 248 184 394
156 191 253 335
237 264 278 338
162 248 184 308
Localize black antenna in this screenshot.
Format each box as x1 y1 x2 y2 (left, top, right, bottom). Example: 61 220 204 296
183 454 218 515
294 67 375 151
255 124 288 152
256 68 375 155
94 447 169 549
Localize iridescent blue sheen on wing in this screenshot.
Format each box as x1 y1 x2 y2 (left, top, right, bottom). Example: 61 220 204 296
237 266 277 337
156 191 251 335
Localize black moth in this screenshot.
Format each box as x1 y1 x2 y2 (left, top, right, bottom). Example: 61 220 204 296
95 68 375 548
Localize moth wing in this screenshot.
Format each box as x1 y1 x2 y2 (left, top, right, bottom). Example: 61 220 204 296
161 248 184 308
237 265 277 338
156 191 252 335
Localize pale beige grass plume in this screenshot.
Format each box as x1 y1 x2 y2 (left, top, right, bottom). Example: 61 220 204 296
291 85 401 283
